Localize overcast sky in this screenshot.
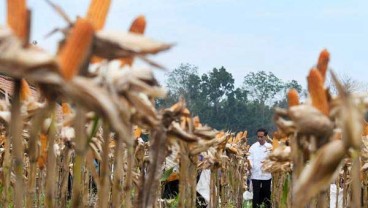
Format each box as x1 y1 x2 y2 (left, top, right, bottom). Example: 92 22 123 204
1 0 367 88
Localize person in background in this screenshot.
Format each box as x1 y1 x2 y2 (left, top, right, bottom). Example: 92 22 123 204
248 128 272 208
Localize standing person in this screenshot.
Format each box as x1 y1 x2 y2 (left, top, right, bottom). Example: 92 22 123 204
248 128 272 208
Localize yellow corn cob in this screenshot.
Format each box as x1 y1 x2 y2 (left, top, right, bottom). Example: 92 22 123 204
7 0 29 43
20 79 31 101
120 15 147 66
287 88 299 107
58 18 95 80
37 133 48 170
86 0 111 30
317 49 330 83
307 68 329 116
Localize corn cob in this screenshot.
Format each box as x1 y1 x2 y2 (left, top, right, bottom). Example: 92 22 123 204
134 125 142 139
193 116 201 128
20 79 31 101
120 15 147 66
129 15 146 33
363 122 368 136
7 0 29 43
307 68 329 116
287 88 300 107
86 0 111 30
62 102 72 115
317 49 330 83
58 18 95 80
37 133 48 170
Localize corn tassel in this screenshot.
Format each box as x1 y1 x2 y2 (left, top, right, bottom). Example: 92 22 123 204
7 0 29 43
86 0 111 30
287 88 300 107
120 15 147 66
317 49 330 82
307 68 329 116
58 18 95 80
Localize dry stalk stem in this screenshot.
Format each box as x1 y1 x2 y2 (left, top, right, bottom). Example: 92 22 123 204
137 127 168 208
98 123 111 207
123 145 134 208
112 138 124 207
45 104 57 208
71 107 87 207
26 106 50 208
351 156 361 208
10 79 24 208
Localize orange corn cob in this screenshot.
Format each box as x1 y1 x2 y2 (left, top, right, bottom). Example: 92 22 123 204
129 15 146 34
287 88 299 107
62 102 72 115
37 133 48 170
272 138 279 149
193 116 201 128
363 122 368 136
316 49 330 83
307 68 329 115
86 0 111 30
20 79 32 101
120 15 147 66
58 18 95 80
7 0 29 43
134 125 142 139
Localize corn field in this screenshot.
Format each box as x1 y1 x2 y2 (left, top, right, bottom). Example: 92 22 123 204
0 0 368 208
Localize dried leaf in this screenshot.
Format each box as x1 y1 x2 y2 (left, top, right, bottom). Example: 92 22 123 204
94 31 172 60
294 140 346 207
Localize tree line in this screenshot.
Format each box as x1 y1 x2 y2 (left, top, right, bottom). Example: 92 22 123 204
156 63 303 142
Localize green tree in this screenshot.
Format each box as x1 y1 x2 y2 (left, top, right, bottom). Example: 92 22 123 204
242 71 284 126
242 71 284 105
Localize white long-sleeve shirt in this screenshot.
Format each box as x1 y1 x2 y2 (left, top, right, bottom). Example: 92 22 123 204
249 142 272 180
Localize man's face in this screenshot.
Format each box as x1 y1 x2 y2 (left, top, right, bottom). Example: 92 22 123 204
257 131 266 144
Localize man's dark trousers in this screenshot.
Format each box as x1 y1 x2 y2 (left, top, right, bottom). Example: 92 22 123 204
252 179 271 208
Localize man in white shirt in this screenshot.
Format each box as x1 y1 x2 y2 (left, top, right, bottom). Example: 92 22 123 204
248 128 272 208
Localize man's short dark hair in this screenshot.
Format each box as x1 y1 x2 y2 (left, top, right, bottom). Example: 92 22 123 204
256 128 268 136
